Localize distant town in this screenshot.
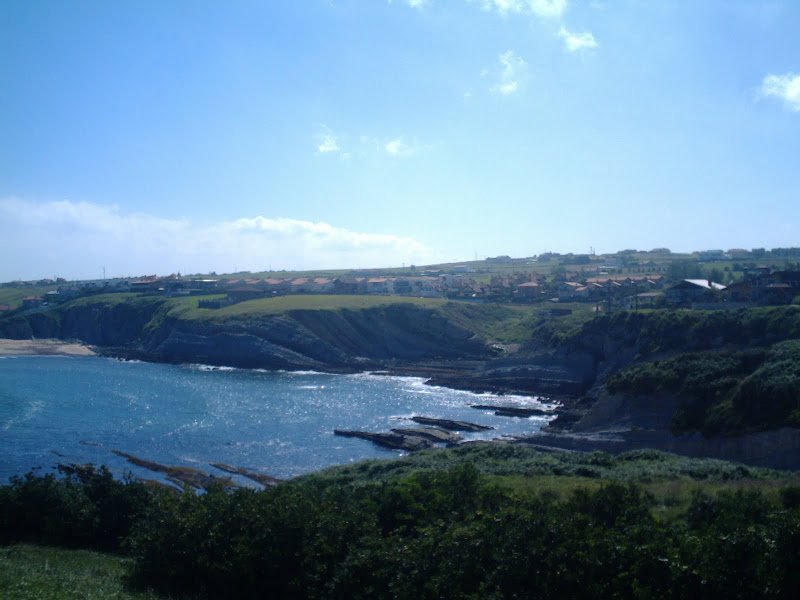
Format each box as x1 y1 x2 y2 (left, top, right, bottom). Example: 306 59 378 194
3 246 800 315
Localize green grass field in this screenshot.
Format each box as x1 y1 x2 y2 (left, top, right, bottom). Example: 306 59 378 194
0 544 165 600
0 285 59 310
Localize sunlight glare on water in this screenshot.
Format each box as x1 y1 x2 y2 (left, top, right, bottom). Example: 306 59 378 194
0 355 554 483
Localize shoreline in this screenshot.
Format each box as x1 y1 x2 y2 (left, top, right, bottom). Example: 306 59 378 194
0 338 96 356
2 339 565 407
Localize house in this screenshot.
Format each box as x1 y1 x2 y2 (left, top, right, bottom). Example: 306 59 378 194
333 277 367 295
393 278 413 295
22 297 44 309
310 278 335 293
227 286 266 303
725 270 800 305
666 279 726 306
517 281 542 300
191 279 220 291
290 278 314 293
263 278 291 294
623 292 663 310
367 278 394 295
557 281 583 300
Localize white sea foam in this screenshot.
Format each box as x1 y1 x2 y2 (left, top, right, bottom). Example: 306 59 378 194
188 363 239 372
1 399 44 431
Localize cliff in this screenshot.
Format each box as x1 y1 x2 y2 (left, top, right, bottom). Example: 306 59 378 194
0 296 494 371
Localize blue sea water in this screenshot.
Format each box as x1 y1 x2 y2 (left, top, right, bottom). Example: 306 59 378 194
0 355 553 486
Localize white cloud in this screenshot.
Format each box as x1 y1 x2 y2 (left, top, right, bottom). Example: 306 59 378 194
384 136 430 156
388 0 427 8
479 0 566 18
558 27 598 52
316 124 340 153
491 50 526 95
760 73 800 112
0 198 436 280
385 138 410 155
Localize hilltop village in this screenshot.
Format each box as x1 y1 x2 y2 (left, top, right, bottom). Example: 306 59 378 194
3 247 800 315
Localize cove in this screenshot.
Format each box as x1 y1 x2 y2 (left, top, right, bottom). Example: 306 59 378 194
0 355 553 485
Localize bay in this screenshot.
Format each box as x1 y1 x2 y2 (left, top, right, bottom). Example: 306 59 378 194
0 355 553 485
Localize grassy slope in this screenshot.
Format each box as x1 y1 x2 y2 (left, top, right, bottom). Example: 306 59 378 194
0 544 164 600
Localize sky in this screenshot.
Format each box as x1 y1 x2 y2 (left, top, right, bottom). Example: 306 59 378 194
1 0 799 282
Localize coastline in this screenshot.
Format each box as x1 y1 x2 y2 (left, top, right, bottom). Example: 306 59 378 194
0 338 96 356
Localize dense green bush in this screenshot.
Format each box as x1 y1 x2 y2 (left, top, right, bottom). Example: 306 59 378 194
0 466 151 552
3 451 800 599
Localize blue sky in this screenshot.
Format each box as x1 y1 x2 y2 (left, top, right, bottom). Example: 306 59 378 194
1 0 799 281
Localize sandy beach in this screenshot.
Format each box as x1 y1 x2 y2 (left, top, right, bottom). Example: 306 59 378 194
0 338 96 356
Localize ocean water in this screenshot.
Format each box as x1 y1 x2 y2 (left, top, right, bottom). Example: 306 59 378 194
0 355 553 485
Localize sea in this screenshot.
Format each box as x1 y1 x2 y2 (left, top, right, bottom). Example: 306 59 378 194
0 355 554 487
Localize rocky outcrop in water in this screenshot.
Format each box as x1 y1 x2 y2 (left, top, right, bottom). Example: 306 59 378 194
111 451 237 491
334 430 437 451
390 427 463 444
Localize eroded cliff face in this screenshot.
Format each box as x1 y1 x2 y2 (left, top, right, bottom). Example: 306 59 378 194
0 301 162 346
427 312 645 399
1 301 492 371
527 390 800 470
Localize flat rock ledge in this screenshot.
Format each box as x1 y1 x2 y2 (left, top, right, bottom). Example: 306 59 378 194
334 430 436 451
111 451 235 491
409 416 494 432
391 427 463 444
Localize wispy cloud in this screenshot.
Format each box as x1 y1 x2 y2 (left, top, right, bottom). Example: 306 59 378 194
384 136 430 156
760 72 800 112
316 124 341 153
388 0 428 9
479 0 567 18
491 50 526 95
558 27 598 52
0 198 436 280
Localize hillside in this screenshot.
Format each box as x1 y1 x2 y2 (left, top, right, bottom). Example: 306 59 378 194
0 294 592 372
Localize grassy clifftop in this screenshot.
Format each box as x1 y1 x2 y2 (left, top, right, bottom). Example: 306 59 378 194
1 292 597 349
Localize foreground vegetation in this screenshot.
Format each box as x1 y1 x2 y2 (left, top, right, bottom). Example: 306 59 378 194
3 447 800 599
0 544 163 600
